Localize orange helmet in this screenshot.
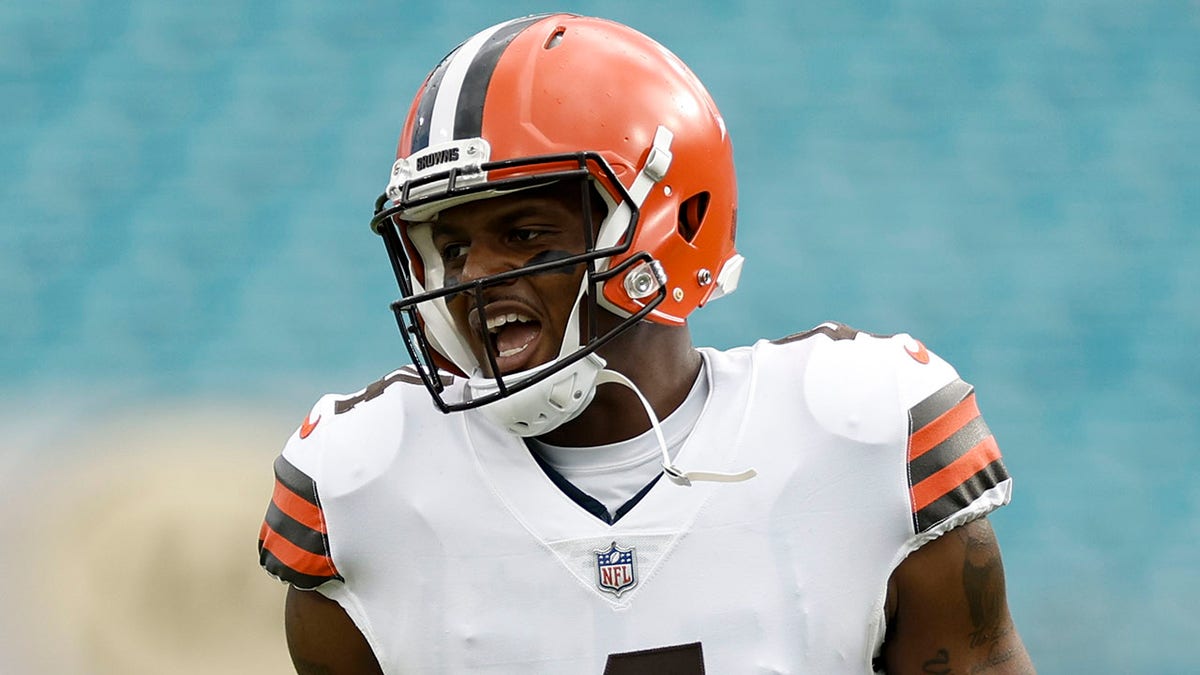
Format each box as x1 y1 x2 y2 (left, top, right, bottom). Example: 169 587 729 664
371 14 742 426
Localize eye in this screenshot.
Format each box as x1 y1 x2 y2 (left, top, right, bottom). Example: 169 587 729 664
510 227 548 244
440 242 468 262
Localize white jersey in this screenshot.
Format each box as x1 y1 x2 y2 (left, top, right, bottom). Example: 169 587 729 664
259 323 1012 674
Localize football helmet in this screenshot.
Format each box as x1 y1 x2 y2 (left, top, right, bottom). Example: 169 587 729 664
371 13 743 435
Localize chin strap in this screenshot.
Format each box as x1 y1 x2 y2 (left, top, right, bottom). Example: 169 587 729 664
595 369 757 487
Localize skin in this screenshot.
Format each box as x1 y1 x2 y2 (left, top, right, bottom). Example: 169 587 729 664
285 587 382 675
283 184 1034 674
430 183 594 380
882 518 1036 675
428 180 702 445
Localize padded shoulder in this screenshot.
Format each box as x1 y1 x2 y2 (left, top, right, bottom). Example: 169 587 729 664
788 323 960 445
767 322 1012 543
258 365 462 588
781 322 1011 535
282 365 461 496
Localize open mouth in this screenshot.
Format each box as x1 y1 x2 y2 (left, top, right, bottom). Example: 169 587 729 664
479 310 543 374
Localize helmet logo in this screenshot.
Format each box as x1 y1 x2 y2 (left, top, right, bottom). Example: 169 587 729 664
594 541 638 597
387 139 490 207
415 147 460 172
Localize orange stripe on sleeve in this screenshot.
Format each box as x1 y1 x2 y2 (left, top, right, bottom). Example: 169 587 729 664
909 393 981 462
271 479 328 534
259 522 340 578
910 435 1002 512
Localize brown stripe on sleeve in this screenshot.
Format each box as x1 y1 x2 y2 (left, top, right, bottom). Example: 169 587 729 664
258 456 342 589
911 435 1004 512
908 378 974 431
909 392 984 462
269 478 327 534
264 500 331 555
909 416 994 485
273 455 320 504
907 379 1010 533
913 457 1010 532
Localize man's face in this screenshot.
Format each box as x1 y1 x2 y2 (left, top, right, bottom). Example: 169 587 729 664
426 182 600 377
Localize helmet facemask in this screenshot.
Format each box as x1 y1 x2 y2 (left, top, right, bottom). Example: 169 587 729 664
371 14 741 436
371 150 669 434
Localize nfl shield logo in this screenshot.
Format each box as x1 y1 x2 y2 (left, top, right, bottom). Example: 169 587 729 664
594 541 637 597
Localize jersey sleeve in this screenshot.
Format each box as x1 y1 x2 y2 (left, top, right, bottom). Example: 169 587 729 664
258 398 344 590
905 372 1011 535
791 322 1013 539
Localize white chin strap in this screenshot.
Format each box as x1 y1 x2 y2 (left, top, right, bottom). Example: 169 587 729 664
467 354 608 438
595 369 757 487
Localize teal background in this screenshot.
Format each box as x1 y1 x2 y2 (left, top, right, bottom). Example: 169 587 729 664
2 1 1197 672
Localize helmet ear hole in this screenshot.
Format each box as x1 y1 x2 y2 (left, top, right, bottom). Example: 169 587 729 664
677 192 710 243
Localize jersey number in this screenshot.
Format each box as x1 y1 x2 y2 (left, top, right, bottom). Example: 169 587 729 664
604 642 704 674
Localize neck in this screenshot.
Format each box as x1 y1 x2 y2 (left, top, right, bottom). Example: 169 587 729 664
538 320 702 447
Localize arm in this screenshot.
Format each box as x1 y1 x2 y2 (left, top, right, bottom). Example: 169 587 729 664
882 517 1035 675
285 586 384 675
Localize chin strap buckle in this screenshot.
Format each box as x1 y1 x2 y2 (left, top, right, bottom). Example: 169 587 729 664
662 462 758 486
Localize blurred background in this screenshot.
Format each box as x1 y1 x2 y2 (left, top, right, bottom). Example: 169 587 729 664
1 0 1196 672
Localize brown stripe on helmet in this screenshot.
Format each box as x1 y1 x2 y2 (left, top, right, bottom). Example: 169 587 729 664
452 14 547 140
409 48 460 154
409 15 549 154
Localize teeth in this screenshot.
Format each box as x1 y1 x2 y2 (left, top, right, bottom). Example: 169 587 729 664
485 312 532 334
497 343 529 358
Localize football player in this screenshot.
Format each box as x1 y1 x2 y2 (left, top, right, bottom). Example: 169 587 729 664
259 14 1035 674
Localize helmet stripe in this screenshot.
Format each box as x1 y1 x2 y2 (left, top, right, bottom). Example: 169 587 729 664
453 14 546 139
409 48 459 154
410 15 547 154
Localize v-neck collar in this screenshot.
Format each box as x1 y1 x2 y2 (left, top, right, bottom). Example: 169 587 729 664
528 450 663 524
463 347 757 541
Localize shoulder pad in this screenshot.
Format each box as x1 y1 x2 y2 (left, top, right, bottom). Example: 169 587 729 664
331 364 456 416
279 394 339 479
793 325 1012 534
282 365 465 496
259 367 455 590
802 329 960 444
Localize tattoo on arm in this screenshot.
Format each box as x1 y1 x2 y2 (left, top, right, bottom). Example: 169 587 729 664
922 648 953 674
923 525 1032 673
921 646 1025 675
959 526 1008 648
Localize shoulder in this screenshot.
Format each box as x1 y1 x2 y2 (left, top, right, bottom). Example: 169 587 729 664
280 365 461 494
765 321 959 395
753 322 962 444
259 365 461 589
763 322 1012 535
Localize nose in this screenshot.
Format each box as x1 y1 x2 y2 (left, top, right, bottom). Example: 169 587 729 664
458 237 519 285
